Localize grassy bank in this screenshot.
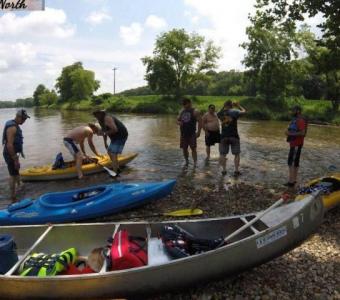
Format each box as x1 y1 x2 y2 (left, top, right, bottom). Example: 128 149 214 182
43 95 340 125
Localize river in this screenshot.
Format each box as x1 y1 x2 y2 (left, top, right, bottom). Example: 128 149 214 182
1 108 340 205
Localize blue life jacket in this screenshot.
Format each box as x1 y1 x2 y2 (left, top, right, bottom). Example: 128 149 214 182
2 120 23 154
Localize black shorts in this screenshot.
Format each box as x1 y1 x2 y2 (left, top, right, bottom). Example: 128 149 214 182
288 146 303 167
3 151 19 176
205 130 220 146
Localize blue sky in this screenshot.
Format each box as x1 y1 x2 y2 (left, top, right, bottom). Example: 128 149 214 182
0 0 322 100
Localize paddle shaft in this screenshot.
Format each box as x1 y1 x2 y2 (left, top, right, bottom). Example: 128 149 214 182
5 226 53 276
113 209 203 221
97 163 117 177
224 198 284 243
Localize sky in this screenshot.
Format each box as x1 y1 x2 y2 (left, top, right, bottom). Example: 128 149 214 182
0 0 322 101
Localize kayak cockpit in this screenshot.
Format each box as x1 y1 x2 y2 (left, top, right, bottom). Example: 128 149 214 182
39 186 111 208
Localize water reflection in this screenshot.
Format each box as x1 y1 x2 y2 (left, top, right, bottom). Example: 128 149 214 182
0 108 339 206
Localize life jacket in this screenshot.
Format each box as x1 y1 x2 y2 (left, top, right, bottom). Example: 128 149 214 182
160 224 224 259
19 248 77 277
287 116 308 143
105 229 147 271
2 120 23 154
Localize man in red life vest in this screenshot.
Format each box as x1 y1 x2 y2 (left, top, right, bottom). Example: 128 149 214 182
284 105 307 187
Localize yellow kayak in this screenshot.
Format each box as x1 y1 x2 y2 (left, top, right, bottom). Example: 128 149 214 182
20 153 138 181
295 173 340 211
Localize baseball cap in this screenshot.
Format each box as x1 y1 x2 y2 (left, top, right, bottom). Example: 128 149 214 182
16 109 30 119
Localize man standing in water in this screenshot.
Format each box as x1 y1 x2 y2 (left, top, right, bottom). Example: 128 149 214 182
202 104 220 161
285 105 307 187
177 98 202 167
2 109 30 202
93 110 128 175
217 100 246 176
63 124 102 179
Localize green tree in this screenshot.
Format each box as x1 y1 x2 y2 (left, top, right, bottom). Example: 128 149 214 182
142 29 221 98
254 0 340 110
242 11 298 102
39 89 58 106
55 62 100 102
33 84 47 106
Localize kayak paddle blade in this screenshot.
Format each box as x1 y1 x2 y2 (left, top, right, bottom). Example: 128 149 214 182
165 208 203 217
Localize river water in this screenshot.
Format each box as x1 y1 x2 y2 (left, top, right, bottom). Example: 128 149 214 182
1 108 339 205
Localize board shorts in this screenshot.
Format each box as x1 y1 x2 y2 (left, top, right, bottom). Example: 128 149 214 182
288 145 303 167
3 151 19 176
180 134 197 150
205 130 220 146
108 138 127 154
63 138 79 156
219 137 240 155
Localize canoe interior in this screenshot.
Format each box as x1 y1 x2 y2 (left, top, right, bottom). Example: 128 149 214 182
0 215 270 276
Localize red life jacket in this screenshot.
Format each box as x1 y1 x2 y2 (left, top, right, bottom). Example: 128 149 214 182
108 229 147 271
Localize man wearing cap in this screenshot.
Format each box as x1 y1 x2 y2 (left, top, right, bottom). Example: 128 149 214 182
63 123 103 179
2 109 30 202
217 100 246 176
285 105 307 187
93 110 128 175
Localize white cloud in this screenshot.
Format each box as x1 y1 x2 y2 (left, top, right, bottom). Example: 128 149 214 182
184 0 256 70
119 22 143 45
0 7 75 38
184 11 200 24
85 11 112 25
145 15 167 30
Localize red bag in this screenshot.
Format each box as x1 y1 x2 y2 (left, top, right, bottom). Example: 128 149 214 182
62 261 95 275
109 229 147 270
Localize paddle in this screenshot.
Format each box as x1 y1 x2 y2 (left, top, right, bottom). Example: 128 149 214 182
224 196 288 243
88 157 117 177
113 208 203 220
98 163 117 177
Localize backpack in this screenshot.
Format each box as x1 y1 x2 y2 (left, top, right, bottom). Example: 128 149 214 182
52 152 65 170
160 224 224 259
105 229 147 271
0 234 18 274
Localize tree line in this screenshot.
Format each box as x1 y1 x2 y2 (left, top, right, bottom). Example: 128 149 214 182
1 0 338 112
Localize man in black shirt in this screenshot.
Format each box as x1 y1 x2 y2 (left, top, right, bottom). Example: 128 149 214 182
217 100 246 176
93 110 128 175
177 98 202 167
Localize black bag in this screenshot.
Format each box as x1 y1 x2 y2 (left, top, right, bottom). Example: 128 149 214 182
52 152 65 170
0 234 18 274
160 224 224 259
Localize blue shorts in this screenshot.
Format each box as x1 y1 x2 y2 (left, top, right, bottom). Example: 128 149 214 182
108 139 127 154
63 138 79 156
3 151 19 176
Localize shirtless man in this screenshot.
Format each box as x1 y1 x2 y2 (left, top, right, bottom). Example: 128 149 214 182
202 104 220 160
63 123 102 179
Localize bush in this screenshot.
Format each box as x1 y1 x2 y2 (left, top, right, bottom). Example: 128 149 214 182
246 107 272 120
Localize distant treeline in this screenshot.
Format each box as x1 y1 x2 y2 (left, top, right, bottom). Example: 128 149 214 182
0 98 34 109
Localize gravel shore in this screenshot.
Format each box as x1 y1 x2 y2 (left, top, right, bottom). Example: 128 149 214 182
106 177 340 299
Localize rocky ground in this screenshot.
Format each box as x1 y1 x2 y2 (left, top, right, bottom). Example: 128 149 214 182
104 177 340 300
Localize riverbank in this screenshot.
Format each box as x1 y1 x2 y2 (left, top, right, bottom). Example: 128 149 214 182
42 95 340 125
104 178 340 299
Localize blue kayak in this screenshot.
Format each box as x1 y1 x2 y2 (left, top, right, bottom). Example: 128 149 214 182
0 180 176 225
